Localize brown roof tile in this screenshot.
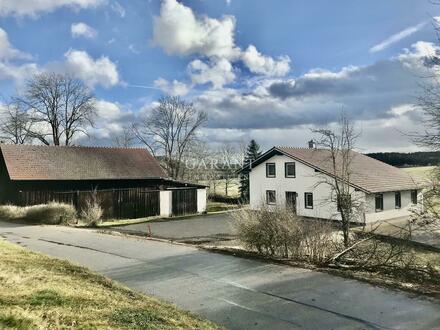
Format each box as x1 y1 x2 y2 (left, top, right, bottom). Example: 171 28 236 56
0 144 166 181
276 147 424 193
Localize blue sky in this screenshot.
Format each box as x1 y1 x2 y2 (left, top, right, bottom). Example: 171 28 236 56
0 0 439 152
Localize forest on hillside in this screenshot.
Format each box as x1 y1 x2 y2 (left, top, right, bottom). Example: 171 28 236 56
367 151 440 167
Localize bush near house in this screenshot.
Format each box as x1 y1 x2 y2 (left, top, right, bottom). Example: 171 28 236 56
234 205 337 264
0 203 76 225
0 240 220 329
233 205 440 296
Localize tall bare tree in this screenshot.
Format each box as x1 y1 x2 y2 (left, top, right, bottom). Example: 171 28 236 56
13 72 96 146
0 103 33 144
112 126 135 147
133 96 207 179
313 115 362 247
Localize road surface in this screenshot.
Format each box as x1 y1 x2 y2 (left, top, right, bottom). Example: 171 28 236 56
1 221 439 330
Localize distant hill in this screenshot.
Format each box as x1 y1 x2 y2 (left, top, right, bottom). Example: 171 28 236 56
366 151 440 168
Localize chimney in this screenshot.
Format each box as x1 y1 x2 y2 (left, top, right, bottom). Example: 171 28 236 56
308 139 316 149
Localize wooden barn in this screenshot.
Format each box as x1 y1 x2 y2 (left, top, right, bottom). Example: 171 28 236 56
0 144 206 219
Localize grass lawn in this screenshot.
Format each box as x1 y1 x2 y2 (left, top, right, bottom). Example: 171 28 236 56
206 201 241 213
201 179 240 198
402 166 435 179
0 240 220 330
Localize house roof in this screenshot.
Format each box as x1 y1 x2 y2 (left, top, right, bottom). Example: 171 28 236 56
249 146 425 193
0 144 167 181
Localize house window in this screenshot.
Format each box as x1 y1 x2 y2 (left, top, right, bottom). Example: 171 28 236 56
375 194 383 212
285 162 296 178
411 190 418 204
266 190 276 205
304 192 313 209
266 163 276 178
395 192 401 209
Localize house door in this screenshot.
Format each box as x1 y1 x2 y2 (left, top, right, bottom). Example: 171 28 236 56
285 191 297 214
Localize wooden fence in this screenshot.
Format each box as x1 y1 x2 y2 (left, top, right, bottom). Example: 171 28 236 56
171 188 197 216
18 188 160 219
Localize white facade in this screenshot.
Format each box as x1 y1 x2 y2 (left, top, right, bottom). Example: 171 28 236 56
159 188 207 217
197 188 207 213
249 154 420 223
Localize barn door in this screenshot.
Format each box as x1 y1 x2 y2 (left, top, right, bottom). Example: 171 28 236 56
172 188 197 216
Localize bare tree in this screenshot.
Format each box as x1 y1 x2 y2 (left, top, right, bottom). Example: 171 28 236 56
218 143 242 197
312 114 362 247
112 127 136 147
133 96 207 179
0 103 33 144
13 72 96 146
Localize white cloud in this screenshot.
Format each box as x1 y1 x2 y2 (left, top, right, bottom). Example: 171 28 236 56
110 1 125 18
154 77 190 96
71 22 97 39
0 28 31 60
89 99 136 142
189 41 436 152
0 62 39 85
153 0 239 59
188 58 235 88
0 28 36 85
64 49 119 88
241 45 291 76
152 0 290 77
369 21 427 53
0 0 105 18
128 44 141 54
95 99 124 121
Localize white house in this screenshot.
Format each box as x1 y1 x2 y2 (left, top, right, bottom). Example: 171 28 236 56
246 145 425 223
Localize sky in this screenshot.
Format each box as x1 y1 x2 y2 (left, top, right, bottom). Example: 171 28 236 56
0 0 440 153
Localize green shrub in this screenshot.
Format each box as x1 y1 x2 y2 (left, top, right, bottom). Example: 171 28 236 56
0 203 76 225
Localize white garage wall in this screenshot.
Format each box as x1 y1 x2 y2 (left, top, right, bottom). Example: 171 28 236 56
197 188 207 213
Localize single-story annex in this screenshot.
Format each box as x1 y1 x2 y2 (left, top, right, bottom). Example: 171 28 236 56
245 145 425 223
0 144 207 219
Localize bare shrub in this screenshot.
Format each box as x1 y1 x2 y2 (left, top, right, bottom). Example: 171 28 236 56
233 204 338 264
0 203 77 224
25 203 77 225
0 205 26 219
80 196 103 227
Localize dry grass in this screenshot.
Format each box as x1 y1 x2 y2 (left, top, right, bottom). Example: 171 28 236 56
402 166 435 179
0 239 220 330
0 203 76 225
201 179 240 198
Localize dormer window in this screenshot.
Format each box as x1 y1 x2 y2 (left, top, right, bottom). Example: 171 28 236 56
266 163 276 178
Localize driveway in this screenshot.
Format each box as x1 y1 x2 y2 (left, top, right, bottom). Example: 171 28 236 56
1 221 440 329
111 213 237 243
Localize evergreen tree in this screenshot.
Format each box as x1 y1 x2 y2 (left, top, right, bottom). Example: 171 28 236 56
239 139 262 202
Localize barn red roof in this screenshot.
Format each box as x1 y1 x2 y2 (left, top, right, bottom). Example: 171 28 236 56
0 144 166 181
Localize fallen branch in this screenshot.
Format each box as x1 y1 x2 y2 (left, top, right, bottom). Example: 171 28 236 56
331 236 373 263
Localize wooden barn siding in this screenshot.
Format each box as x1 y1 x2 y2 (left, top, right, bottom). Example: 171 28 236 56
171 188 198 216
18 188 160 219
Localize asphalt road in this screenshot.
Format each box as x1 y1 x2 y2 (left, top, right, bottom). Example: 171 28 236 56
1 221 440 330
112 213 236 243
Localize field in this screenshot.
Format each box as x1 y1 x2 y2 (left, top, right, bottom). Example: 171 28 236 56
0 239 219 329
201 178 240 198
402 166 435 179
